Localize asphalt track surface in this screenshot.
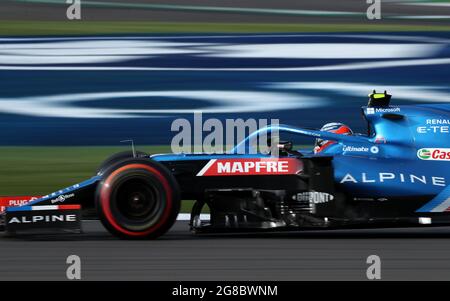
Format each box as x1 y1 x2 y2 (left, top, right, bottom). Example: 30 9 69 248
2 220 450 280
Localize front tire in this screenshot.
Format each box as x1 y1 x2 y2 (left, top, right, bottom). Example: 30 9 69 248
96 150 148 175
95 159 180 239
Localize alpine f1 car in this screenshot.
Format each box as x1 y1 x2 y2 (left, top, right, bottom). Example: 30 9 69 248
2 91 450 239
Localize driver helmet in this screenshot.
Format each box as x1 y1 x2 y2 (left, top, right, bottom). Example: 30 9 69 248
314 122 353 153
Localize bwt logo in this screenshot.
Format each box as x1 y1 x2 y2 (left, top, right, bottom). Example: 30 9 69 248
66 0 81 20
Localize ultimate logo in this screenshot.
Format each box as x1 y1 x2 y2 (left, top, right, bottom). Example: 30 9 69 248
418 149 431 160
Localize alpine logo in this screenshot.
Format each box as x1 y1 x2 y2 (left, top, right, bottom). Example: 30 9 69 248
340 172 446 187
5 205 81 233
8 214 77 224
417 148 450 161
196 158 303 176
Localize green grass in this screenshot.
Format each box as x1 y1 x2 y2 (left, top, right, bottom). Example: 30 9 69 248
0 146 172 196
1 21 449 36
0 146 190 212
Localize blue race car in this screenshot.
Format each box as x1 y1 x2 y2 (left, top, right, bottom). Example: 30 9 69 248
2 91 450 239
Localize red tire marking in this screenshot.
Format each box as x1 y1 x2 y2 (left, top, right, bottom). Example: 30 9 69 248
100 164 173 237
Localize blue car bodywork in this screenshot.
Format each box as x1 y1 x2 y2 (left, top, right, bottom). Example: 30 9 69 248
153 104 450 215
5 97 450 238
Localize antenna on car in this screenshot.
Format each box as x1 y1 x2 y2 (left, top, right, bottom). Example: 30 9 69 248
120 139 136 158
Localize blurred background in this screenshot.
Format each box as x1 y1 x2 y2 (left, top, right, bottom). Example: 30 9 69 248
0 0 449 197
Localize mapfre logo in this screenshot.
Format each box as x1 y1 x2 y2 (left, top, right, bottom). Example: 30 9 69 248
417 148 450 161
196 158 303 176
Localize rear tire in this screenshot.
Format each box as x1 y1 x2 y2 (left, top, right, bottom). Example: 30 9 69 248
95 158 180 239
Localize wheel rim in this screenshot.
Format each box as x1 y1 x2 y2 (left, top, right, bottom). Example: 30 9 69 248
116 179 158 220
109 174 166 231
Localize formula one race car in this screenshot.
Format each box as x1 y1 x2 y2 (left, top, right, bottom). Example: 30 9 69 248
2 91 450 239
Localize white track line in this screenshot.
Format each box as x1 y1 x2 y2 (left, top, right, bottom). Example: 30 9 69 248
177 213 210 221
2 58 449 71
83 213 210 221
